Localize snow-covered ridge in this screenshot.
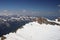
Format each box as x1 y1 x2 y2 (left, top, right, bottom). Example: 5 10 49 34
1 22 60 40
0 15 60 39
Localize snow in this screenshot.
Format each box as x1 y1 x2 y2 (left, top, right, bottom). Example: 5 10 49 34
1 22 60 40
0 37 1 40
47 19 60 24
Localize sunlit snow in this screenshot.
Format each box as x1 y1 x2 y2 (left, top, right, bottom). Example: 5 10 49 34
2 22 60 40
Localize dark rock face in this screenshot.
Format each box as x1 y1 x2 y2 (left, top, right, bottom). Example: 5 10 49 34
0 19 32 37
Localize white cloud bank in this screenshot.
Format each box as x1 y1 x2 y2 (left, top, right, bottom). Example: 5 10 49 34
2 22 60 40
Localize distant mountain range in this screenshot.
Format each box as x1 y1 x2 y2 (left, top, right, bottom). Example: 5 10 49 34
0 15 60 37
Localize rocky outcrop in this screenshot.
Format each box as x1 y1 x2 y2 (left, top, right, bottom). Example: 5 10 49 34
58 17 60 22
34 17 48 24
1 36 6 40
33 17 60 26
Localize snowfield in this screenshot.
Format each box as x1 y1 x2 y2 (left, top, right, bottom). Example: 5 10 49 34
1 21 60 40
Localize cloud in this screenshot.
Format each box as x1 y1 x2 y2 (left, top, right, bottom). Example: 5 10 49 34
57 5 60 7
58 10 60 13
3 10 8 12
0 10 15 15
22 9 26 13
0 9 59 17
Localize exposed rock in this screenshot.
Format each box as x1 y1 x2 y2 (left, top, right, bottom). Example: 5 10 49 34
33 17 60 26
33 17 48 24
58 17 60 22
48 22 60 25
1 36 6 40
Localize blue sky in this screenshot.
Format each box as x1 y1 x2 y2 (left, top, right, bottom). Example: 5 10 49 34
0 0 59 10
0 0 60 19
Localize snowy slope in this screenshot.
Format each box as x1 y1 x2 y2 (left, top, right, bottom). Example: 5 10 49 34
2 22 60 40
47 19 60 24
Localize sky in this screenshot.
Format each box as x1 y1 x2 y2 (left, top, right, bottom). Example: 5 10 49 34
0 0 60 19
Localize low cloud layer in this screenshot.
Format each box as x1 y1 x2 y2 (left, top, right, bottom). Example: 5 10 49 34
0 9 59 18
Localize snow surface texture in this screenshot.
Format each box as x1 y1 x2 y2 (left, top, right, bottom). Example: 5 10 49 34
2 22 60 40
